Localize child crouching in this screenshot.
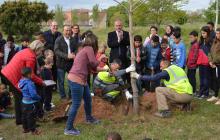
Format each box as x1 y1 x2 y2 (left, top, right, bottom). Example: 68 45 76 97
18 67 41 135
0 83 14 119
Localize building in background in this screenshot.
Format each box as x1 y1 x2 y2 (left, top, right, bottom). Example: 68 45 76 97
64 8 107 28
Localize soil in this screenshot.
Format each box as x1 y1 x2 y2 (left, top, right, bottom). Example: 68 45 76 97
50 92 158 123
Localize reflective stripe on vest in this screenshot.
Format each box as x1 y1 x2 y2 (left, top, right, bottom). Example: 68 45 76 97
165 66 188 86
164 65 193 94
94 72 121 97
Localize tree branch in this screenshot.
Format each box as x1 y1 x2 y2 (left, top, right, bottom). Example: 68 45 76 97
132 0 145 8
132 0 148 12
132 0 142 8
113 0 129 12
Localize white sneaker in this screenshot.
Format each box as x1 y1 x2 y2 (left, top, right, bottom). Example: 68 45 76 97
207 96 218 102
215 99 220 105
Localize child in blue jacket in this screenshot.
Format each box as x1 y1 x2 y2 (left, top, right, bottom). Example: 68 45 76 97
145 35 162 92
18 67 41 135
171 31 186 69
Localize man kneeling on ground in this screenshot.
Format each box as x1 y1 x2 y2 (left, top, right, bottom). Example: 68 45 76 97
93 59 135 102
131 59 193 118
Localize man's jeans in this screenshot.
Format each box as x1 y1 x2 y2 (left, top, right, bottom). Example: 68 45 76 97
65 81 92 130
57 68 71 99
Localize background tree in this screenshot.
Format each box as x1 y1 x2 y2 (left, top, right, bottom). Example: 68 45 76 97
187 10 205 24
92 4 100 27
0 0 53 37
174 10 188 25
108 0 188 27
54 4 65 28
71 9 79 24
204 1 220 23
140 0 188 27
107 2 129 27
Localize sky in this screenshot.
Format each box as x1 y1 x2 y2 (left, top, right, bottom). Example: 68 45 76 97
0 0 212 11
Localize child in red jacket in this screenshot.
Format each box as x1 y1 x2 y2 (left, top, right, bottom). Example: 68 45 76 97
187 31 200 94
96 43 108 69
161 37 171 61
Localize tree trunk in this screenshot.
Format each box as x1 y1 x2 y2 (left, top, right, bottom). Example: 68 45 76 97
128 0 139 114
215 0 219 30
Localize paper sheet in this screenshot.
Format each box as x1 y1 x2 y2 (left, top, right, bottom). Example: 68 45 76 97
44 80 56 86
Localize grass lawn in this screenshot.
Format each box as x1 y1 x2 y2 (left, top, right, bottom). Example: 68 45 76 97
1 93 220 140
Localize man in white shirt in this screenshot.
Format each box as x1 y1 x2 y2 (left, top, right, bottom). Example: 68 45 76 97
0 35 16 84
54 25 78 100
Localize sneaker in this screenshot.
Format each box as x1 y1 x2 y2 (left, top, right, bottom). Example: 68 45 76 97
86 117 100 124
8 114 15 119
207 96 218 102
194 94 201 98
64 128 80 136
199 95 208 99
215 99 220 105
154 110 171 118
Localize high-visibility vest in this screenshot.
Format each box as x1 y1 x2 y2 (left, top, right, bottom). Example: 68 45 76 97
164 65 193 94
94 72 120 97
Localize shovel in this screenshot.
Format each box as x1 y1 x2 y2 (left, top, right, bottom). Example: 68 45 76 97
52 104 70 122
149 67 154 92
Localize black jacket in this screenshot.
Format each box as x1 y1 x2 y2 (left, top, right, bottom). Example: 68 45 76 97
107 30 130 68
127 46 147 74
54 36 77 71
0 45 16 69
44 30 62 51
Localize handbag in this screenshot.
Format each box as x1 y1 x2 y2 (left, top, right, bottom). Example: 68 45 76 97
196 49 209 66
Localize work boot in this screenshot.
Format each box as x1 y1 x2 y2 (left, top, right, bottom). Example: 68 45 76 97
154 110 171 118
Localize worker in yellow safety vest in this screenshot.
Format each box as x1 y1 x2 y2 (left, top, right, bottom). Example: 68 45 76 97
93 59 135 102
131 59 193 118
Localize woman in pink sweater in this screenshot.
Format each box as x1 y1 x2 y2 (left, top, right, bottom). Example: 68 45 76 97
64 33 104 136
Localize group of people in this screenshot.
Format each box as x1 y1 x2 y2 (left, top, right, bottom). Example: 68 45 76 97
0 19 220 137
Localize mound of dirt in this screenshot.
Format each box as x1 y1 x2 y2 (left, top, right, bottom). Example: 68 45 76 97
139 92 157 113
51 92 158 123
